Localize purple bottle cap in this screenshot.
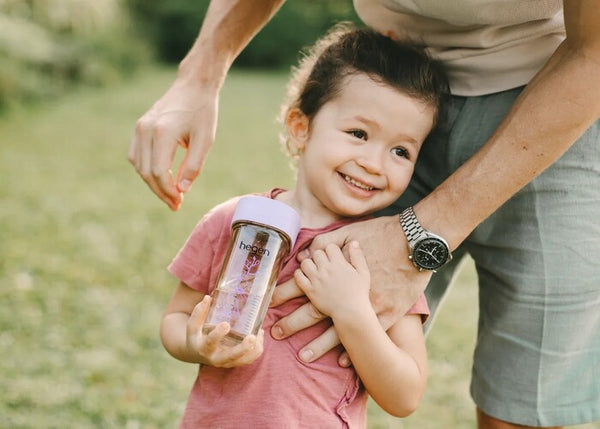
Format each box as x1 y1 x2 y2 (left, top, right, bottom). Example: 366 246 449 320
232 196 301 248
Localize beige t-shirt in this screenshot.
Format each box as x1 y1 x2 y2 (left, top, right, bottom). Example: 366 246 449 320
353 0 565 95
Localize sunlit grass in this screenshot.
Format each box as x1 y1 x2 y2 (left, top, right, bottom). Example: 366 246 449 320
1 67 598 428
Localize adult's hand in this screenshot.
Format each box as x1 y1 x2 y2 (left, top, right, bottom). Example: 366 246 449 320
270 215 433 364
128 76 219 211
127 0 285 211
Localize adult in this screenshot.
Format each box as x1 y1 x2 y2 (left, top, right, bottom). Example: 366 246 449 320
128 1 600 428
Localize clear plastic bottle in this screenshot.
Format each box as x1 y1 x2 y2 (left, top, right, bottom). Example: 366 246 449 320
203 196 301 345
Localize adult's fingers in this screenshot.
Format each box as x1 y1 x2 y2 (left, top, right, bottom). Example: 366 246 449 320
270 277 305 307
270 300 327 340
175 128 211 193
337 350 352 368
296 325 341 363
130 115 181 210
149 119 185 209
129 71 223 210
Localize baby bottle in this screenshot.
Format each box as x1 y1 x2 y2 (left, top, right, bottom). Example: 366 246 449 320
203 196 301 345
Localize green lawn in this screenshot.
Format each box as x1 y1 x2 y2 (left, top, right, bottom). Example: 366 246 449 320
1 67 597 428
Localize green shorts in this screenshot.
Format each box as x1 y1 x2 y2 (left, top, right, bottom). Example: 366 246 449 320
383 87 600 426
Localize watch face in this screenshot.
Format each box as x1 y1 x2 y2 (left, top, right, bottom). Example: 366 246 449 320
413 237 450 270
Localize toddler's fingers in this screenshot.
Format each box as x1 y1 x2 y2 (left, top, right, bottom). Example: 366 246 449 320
299 258 317 278
294 268 311 292
202 321 230 352
190 296 211 326
347 241 368 272
254 329 265 353
324 242 347 264
244 330 265 360
311 248 329 268
221 333 263 367
243 330 265 362
187 296 212 339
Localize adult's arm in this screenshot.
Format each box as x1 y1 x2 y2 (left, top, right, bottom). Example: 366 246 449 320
419 1 600 248
128 0 284 210
270 0 600 363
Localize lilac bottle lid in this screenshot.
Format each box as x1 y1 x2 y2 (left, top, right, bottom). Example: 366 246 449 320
232 196 301 247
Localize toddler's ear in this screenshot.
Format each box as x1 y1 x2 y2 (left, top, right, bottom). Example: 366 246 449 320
286 108 310 151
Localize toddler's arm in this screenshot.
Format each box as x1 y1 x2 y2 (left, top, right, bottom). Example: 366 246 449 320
161 282 264 367
338 307 427 417
294 242 427 417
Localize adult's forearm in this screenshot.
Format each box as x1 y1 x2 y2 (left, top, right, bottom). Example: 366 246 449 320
178 0 285 86
416 37 600 250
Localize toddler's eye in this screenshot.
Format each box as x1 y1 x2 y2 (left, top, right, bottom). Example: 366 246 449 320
348 129 367 140
392 147 410 159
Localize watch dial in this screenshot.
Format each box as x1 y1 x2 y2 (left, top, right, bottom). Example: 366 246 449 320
413 238 449 270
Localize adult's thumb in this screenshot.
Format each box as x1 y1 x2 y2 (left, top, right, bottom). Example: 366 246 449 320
308 228 347 254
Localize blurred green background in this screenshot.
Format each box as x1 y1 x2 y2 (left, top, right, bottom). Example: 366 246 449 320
0 0 358 110
1 2 598 428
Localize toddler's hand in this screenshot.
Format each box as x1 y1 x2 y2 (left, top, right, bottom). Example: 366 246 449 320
186 296 264 368
294 241 371 321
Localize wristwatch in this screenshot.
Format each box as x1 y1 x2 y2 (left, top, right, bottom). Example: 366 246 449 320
400 207 452 272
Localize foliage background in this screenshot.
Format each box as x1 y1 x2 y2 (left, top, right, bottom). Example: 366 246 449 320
125 0 359 67
0 0 149 109
1 0 358 109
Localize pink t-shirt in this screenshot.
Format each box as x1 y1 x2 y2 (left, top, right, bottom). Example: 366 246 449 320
168 189 429 429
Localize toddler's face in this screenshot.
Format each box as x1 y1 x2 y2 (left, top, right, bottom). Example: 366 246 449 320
292 73 435 220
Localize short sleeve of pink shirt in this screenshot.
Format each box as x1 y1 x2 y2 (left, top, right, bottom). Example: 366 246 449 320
168 197 240 295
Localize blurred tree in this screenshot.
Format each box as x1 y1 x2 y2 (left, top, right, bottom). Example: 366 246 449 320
126 0 360 68
125 0 208 63
0 0 150 109
0 1 361 109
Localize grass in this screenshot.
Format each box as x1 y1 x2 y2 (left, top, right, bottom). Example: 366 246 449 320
1 67 598 428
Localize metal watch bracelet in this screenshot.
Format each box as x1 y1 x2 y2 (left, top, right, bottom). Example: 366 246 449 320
400 206 426 246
